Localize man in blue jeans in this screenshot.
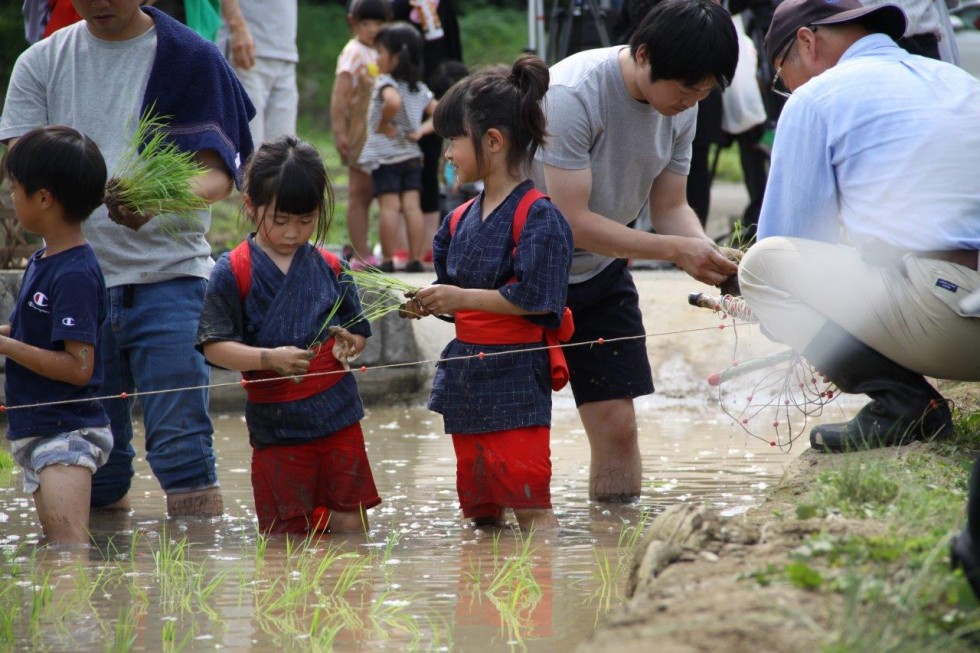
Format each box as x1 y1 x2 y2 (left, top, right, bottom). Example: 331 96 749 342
1 1 254 516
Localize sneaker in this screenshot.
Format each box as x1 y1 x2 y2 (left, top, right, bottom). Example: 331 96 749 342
378 260 395 273
404 260 424 273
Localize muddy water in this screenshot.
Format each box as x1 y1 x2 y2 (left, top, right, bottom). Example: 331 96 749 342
0 385 848 653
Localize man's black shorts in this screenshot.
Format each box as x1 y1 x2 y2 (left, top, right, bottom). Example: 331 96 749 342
564 259 655 406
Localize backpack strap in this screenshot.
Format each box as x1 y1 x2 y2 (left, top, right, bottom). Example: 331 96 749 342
448 197 477 237
228 241 342 302
447 188 549 254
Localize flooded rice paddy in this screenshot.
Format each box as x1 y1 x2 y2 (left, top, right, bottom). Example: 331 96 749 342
0 392 841 652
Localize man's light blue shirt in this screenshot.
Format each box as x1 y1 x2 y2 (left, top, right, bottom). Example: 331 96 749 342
758 34 980 251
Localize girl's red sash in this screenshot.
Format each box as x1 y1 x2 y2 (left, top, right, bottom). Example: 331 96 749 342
454 308 575 391
242 338 345 403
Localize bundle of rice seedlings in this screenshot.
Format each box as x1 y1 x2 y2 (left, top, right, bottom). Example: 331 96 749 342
104 109 208 232
343 267 424 322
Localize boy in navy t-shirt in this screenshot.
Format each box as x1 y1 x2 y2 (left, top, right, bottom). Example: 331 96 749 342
1 125 110 545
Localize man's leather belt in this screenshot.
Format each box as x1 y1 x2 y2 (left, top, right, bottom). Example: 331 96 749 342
917 249 979 271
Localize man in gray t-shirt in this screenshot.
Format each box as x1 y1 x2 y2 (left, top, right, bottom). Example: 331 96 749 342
219 0 298 144
531 0 739 502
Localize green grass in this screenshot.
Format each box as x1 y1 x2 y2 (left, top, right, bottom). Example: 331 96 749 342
738 432 980 651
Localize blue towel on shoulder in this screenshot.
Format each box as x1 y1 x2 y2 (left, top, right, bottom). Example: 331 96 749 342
141 6 255 188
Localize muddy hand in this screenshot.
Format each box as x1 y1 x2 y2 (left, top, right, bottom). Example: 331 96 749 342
398 294 428 319
262 346 313 381
328 326 360 369
678 239 739 287
107 202 154 231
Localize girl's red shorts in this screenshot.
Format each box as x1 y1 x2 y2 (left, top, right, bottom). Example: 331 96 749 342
452 426 552 521
251 422 381 534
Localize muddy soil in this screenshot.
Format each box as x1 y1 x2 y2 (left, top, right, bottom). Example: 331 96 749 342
582 383 980 653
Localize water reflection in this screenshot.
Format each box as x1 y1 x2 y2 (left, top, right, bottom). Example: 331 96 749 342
0 397 833 651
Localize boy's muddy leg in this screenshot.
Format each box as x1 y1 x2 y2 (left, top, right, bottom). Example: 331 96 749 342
166 487 224 518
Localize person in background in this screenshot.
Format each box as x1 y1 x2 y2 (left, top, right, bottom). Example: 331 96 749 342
532 0 739 502
219 0 298 144
739 0 980 454
331 0 392 270
357 21 437 273
391 0 463 266
198 137 380 535
413 55 574 531
145 0 223 41
1 0 255 517
0 126 109 545
22 0 81 43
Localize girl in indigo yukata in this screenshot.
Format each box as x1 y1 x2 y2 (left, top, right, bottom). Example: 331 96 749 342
411 55 574 531
196 136 380 535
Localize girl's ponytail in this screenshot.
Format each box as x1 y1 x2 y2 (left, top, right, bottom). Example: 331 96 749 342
433 54 551 179
377 22 424 91
509 54 549 164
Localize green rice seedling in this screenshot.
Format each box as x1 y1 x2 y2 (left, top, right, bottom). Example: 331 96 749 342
0 583 15 644
343 267 424 323
107 605 140 653
483 531 544 646
589 545 617 616
28 568 53 632
332 553 370 596
383 527 402 564
104 109 208 234
0 449 14 470
161 616 194 653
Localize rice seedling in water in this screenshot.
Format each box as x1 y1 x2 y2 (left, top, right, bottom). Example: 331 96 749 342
161 616 194 653
480 530 544 647
0 449 14 471
107 604 140 653
104 108 207 234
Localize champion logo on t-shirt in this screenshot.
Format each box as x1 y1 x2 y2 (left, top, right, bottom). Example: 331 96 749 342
62 317 76 327
29 291 50 313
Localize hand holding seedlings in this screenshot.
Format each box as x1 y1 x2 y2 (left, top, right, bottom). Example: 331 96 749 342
675 239 739 287
413 284 468 316
261 346 313 381
328 326 365 369
398 290 428 320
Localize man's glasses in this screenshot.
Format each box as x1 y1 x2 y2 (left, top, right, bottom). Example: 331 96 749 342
770 27 817 99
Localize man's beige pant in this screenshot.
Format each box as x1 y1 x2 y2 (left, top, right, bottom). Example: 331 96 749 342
739 237 980 381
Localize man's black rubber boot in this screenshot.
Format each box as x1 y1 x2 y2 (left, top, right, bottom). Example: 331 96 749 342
802 321 953 453
952 456 980 601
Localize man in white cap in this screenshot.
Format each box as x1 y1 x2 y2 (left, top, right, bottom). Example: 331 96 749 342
739 0 980 452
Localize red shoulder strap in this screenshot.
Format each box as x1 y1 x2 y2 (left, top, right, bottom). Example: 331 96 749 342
229 241 252 302
319 248 342 275
449 197 477 237
447 188 549 250
229 241 342 302
511 188 548 247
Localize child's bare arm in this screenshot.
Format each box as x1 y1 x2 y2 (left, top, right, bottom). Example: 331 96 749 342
0 327 98 386
330 72 354 158
204 340 313 376
413 285 547 317
377 86 402 136
189 149 235 204
409 99 439 141
203 341 313 377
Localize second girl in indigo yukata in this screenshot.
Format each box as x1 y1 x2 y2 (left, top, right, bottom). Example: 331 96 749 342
196 136 380 535
412 55 574 531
